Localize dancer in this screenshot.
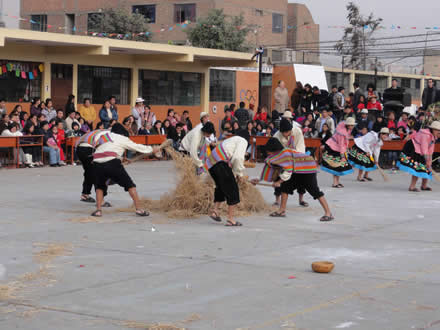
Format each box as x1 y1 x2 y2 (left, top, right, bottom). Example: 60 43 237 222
348 127 390 182
321 118 356 188
273 118 308 207
251 138 333 221
91 132 160 217
200 126 248 226
181 112 214 170
76 129 112 204
397 121 440 192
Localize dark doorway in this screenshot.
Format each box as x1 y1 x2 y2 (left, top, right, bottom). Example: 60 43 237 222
51 64 73 110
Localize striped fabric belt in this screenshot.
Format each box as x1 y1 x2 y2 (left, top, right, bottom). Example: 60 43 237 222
93 151 118 160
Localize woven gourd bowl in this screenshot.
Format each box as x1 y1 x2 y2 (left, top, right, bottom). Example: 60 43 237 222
312 261 334 273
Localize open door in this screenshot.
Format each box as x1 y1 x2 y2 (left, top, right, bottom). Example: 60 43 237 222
51 64 73 110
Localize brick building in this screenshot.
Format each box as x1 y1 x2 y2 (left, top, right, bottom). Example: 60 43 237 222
19 0 317 49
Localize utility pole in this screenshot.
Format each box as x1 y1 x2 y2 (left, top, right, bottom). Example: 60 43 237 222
342 56 345 87
252 47 264 109
374 57 378 88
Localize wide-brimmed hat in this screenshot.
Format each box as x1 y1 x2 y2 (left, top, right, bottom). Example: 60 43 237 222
135 97 144 103
380 127 390 134
360 109 368 114
200 112 209 120
282 111 294 119
345 117 356 126
429 121 440 131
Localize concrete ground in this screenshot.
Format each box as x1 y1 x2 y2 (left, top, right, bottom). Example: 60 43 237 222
1 161 440 330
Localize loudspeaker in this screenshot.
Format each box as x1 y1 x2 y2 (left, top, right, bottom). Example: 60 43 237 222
402 93 412 107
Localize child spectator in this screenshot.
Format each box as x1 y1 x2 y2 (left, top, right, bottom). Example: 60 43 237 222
386 112 397 130
386 127 400 170
372 115 386 132
302 119 317 138
96 122 105 130
367 95 383 111
167 109 177 127
254 106 269 124
397 126 407 140
42 122 61 167
56 121 67 165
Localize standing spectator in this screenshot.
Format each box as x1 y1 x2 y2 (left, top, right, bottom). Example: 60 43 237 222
235 101 250 129
99 100 118 129
229 103 236 116
422 78 438 110
0 99 7 116
254 106 268 124
30 98 41 117
315 108 335 134
383 79 405 104
357 109 373 131
221 108 237 130
319 123 333 147
132 98 145 129
109 96 118 115
366 83 379 100
328 85 338 111
353 82 364 112
301 84 313 112
333 87 346 122
65 111 80 133
291 82 304 116
79 98 96 130
65 94 76 116
181 110 192 131
42 99 57 122
311 86 329 111
248 104 255 120
274 80 289 115
144 105 157 127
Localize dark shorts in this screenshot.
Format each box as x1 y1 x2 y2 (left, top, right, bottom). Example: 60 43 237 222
93 159 136 192
280 173 324 200
208 161 240 206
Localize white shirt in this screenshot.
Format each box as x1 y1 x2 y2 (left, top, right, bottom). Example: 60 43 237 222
181 123 205 168
354 131 383 162
273 126 306 153
66 117 80 132
132 106 145 129
1 130 23 137
93 132 153 163
219 136 248 177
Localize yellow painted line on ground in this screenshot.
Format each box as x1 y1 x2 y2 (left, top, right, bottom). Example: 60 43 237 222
250 264 440 329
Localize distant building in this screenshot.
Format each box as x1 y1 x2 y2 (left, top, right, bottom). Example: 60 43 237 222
424 50 440 77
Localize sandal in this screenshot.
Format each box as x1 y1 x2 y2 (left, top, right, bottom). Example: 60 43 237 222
338 184 344 188
357 178 366 182
225 220 242 227
135 209 150 217
320 215 335 222
409 188 420 192
364 177 373 181
299 201 309 207
272 202 280 207
81 196 96 203
102 202 112 208
91 210 102 217
270 211 286 218
209 210 222 222
421 187 432 191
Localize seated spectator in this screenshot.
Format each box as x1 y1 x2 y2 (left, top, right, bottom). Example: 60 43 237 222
254 106 269 124
55 109 67 130
372 115 386 132
389 128 400 140
232 121 241 134
367 95 383 111
42 99 57 122
42 122 62 167
67 122 84 137
22 122 42 167
386 112 397 130
357 95 367 112
268 121 277 135
315 108 335 134
342 105 356 122
303 119 318 138
111 122 129 137
0 114 10 134
415 113 425 131
1 122 28 166
144 105 157 128
79 117 91 134
0 99 7 116
20 111 29 128
168 122 186 151
151 120 165 135
354 125 369 138
255 122 265 136
397 110 410 130
221 108 238 130
79 98 96 131
49 118 57 128
139 121 153 135
122 116 137 136
357 109 373 131
396 126 407 140
219 122 234 140
181 110 192 131
167 109 178 127
96 122 105 130
407 116 417 134
99 100 118 129
37 114 46 126
30 98 41 117
65 111 80 134
174 112 182 128
265 125 273 137
246 121 257 136
162 119 172 135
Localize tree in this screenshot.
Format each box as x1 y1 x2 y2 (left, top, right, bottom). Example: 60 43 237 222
88 7 152 42
335 2 382 70
186 9 250 52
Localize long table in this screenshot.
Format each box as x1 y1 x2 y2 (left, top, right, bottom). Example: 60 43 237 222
0 135 44 168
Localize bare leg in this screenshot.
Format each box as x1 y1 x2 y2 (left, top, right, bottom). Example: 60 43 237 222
274 194 281 205
357 170 364 181
409 176 419 191
128 187 143 210
280 193 288 213
211 201 222 217
94 189 104 215
364 171 369 179
421 178 430 190
318 196 332 217
333 175 339 186
227 204 236 224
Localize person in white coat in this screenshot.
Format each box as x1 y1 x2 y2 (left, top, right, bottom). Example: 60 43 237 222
348 127 390 182
91 132 160 217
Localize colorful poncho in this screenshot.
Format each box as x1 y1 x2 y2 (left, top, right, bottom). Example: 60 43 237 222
200 142 230 173
260 148 317 182
76 130 112 149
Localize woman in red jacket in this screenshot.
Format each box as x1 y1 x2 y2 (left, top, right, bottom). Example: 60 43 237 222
254 106 268 124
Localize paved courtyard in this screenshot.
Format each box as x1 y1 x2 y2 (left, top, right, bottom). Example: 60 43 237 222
1 161 440 330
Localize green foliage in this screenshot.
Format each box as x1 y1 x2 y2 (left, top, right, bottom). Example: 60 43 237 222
186 9 250 52
335 2 382 70
88 7 152 41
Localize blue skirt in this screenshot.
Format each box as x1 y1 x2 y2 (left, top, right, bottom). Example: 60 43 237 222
397 140 432 180
321 145 354 177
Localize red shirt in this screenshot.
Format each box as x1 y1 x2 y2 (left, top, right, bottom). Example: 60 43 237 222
367 102 382 111
254 112 268 123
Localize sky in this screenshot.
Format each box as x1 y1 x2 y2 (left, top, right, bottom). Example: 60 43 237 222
1 0 20 28
289 0 439 71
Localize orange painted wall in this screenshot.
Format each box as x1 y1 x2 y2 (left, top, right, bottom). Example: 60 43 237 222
271 65 296 111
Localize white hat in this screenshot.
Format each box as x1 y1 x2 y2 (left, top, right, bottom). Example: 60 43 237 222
380 127 390 134
282 111 293 119
200 112 209 120
135 97 144 103
345 117 356 126
361 109 369 114
429 121 440 131
403 109 411 114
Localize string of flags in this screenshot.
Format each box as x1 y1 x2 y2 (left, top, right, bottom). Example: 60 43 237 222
0 61 44 80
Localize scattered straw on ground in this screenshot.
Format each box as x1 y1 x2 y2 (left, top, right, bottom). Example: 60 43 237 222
120 321 184 330
119 147 270 219
67 217 101 224
33 243 72 264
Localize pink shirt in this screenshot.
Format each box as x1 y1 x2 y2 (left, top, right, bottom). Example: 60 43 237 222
412 129 435 156
326 122 351 153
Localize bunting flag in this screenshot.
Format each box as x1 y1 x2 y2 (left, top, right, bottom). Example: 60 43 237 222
0 61 44 80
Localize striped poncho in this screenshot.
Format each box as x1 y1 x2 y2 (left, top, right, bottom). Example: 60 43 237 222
200 142 230 173
75 129 113 148
260 148 317 182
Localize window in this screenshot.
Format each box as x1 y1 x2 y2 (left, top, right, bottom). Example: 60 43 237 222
210 70 236 102
255 9 264 17
174 4 196 23
78 66 131 105
139 70 201 106
66 14 75 34
133 5 156 23
0 61 42 102
272 13 283 33
31 15 47 32
87 13 103 31
401 78 411 89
